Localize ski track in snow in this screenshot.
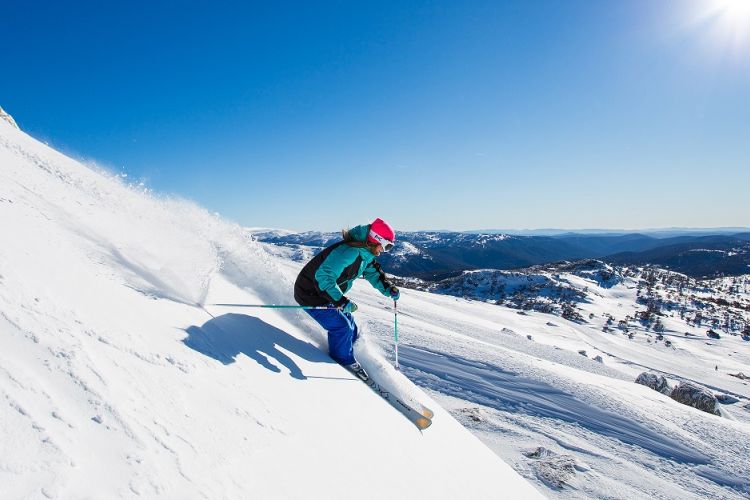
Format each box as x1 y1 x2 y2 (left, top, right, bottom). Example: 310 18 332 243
399 344 709 464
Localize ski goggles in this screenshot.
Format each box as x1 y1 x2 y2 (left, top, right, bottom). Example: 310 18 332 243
369 230 395 252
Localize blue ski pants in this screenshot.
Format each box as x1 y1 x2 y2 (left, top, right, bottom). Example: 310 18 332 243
305 308 359 365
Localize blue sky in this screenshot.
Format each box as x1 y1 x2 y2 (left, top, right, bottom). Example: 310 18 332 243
3 0 749 232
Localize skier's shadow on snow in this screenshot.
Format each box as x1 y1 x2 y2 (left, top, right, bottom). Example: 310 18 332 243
183 313 334 380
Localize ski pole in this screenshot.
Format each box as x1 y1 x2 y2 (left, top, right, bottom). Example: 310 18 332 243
210 303 337 310
394 299 400 370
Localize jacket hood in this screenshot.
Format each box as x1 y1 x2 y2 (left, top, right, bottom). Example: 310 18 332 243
343 224 370 243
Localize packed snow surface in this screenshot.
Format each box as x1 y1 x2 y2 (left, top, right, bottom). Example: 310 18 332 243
0 120 542 498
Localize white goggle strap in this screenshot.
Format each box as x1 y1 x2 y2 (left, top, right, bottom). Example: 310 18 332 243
368 230 394 251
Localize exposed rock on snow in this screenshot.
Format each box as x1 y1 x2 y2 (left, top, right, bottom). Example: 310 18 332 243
715 394 740 405
670 381 721 415
523 447 579 489
635 372 673 395
430 268 588 314
0 106 19 129
457 407 487 423
552 259 624 288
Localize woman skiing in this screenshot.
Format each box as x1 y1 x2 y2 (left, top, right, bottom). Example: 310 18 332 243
294 218 400 380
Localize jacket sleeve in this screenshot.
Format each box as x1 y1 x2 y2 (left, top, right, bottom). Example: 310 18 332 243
314 245 357 306
362 260 392 296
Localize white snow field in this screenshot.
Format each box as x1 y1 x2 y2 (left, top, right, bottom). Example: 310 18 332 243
3 114 750 500
0 119 544 499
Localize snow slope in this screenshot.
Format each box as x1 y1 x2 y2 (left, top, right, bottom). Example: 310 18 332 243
0 120 542 498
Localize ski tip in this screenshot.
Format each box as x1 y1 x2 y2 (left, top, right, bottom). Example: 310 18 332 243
421 408 435 419
415 416 432 430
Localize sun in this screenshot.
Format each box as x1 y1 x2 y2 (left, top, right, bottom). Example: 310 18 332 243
720 0 750 16
715 0 750 25
701 0 750 50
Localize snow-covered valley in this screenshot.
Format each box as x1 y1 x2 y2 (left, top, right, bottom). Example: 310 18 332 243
2 115 750 499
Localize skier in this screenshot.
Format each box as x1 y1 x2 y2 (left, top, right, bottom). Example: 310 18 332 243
294 218 400 381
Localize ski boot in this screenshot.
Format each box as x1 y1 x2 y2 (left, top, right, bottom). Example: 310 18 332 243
345 361 371 383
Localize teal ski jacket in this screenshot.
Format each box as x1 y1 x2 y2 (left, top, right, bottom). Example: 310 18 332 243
294 224 394 307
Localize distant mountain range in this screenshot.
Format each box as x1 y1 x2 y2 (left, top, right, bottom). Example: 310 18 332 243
251 230 750 279
460 228 750 238
606 234 750 278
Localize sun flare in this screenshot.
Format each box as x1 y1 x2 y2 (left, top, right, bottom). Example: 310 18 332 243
703 0 750 50
719 0 750 17
716 0 750 24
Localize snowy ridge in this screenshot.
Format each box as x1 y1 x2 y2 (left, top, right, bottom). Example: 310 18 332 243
0 106 19 129
425 260 625 314
0 120 542 498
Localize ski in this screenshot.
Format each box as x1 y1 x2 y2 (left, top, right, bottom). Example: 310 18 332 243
366 377 432 430
347 365 432 430
415 403 434 420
